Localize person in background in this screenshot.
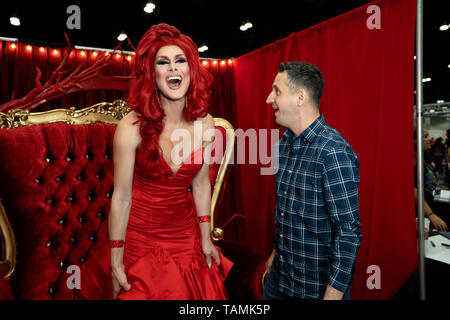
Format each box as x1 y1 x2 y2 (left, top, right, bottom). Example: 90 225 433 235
431 137 446 172
414 129 448 232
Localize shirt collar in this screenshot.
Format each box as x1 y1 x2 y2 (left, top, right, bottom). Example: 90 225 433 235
282 114 326 145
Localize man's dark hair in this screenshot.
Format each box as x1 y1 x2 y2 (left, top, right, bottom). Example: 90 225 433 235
279 62 324 108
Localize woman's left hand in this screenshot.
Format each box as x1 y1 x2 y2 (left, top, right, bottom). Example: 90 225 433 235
201 239 221 270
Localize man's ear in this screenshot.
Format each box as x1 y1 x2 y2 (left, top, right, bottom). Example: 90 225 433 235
296 88 305 107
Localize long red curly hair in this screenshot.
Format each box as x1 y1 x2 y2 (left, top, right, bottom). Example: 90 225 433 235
127 23 213 178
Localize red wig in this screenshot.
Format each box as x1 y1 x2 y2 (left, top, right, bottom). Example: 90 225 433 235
127 23 213 178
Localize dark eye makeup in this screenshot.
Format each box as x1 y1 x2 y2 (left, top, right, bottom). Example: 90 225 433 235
155 57 187 65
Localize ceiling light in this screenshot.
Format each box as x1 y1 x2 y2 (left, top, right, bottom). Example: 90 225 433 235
240 20 253 31
117 32 127 42
422 77 431 83
437 100 444 103
10 16 20 26
439 24 449 31
448 64 450 68
144 2 156 13
414 56 416 60
198 45 208 53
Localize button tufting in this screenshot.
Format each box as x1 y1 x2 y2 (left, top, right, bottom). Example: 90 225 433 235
104 153 109 159
58 261 65 268
80 257 87 263
49 287 54 295
96 212 105 219
67 196 74 203
77 174 84 181
106 192 111 198
46 198 54 205
89 234 97 242
85 153 90 159
35 178 41 184
70 237 77 244
78 216 86 223
65 156 72 162
45 157 51 163
46 241 52 248
58 218 65 225
95 173 101 179
55 177 62 183
87 194 94 201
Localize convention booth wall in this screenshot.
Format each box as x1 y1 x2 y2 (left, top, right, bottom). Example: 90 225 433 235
0 0 417 299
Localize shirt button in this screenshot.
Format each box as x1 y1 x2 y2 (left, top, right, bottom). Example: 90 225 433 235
288 170 292 174
284 191 287 195
280 234 283 238
281 212 284 216
280 255 283 260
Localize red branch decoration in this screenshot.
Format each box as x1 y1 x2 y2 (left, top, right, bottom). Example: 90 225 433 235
0 32 134 112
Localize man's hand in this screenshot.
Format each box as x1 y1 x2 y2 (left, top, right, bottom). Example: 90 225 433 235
265 249 276 273
323 285 344 300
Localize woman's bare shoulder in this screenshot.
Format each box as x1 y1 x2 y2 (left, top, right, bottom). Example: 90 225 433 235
121 110 141 124
200 113 214 129
115 110 141 146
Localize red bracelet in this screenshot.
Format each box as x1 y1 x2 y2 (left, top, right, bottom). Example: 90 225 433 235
197 216 211 223
109 240 125 248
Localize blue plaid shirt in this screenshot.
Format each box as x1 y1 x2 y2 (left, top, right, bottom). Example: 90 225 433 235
272 114 362 299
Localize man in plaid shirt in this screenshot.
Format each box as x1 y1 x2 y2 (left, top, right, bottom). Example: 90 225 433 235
262 62 362 300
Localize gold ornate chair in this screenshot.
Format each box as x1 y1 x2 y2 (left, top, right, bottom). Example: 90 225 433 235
0 99 235 299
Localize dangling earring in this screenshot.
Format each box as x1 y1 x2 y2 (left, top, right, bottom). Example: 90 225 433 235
184 96 188 109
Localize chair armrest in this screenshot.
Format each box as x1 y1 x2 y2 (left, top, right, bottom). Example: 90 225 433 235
211 118 235 241
0 200 16 279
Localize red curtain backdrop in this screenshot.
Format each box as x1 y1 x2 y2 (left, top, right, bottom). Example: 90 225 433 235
232 0 417 299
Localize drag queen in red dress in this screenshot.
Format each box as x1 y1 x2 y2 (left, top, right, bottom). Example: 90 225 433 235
108 24 232 300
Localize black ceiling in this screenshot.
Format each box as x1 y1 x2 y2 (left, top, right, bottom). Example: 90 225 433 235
1 0 449 104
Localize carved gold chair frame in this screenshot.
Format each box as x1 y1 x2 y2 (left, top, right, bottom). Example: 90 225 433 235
0 99 235 279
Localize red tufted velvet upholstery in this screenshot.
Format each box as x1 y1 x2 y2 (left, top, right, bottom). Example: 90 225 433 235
0 122 116 299
0 117 244 299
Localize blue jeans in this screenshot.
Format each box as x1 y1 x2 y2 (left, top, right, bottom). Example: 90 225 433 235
262 267 351 300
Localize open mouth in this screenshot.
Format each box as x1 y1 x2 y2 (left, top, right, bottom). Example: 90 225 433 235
272 104 279 115
166 76 182 89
